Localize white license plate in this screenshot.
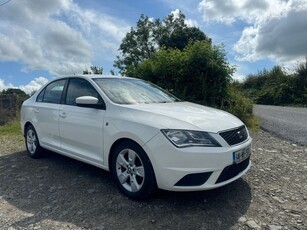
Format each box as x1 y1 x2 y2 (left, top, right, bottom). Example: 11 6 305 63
233 145 251 164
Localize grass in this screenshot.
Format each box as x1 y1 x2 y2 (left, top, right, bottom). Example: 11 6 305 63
245 115 260 133
0 120 25 155
222 88 260 132
0 120 22 136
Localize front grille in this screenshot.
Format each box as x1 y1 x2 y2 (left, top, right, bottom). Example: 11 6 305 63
215 157 250 184
219 125 248 146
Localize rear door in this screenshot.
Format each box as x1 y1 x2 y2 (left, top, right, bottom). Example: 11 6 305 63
34 79 66 150
58 78 105 164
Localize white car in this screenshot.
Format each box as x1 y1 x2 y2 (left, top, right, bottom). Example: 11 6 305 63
20 75 252 199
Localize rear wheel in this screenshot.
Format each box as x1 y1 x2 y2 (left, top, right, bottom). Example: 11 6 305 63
25 125 43 158
111 141 157 199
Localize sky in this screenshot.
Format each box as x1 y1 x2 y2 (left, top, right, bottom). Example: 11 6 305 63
0 0 307 94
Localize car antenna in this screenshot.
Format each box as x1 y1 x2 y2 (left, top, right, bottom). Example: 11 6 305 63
71 69 76 75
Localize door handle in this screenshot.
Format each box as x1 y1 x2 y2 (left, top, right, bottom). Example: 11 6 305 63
34 108 39 113
59 112 67 118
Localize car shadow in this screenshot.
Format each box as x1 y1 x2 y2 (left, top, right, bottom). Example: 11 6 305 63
0 150 252 229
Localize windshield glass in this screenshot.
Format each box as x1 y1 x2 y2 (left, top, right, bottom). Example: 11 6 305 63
93 78 180 104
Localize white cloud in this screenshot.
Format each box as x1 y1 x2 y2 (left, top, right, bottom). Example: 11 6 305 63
185 18 199 28
234 1 307 63
233 26 259 61
0 79 13 91
0 0 130 75
0 77 48 94
199 0 307 65
198 0 272 24
231 63 251 82
19 77 49 94
232 73 245 82
171 9 199 27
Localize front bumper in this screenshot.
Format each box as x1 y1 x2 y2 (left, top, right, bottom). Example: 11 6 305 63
143 132 252 191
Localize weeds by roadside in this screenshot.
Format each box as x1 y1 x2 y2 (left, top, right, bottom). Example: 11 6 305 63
0 120 22 136
0 120 24 155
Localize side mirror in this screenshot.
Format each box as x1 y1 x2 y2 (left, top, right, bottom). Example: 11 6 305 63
76 96 105 109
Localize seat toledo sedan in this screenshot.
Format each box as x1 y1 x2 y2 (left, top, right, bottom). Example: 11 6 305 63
20 75 252 199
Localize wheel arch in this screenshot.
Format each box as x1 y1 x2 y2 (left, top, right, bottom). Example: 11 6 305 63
107 138 156 176
108 137 158 199
23 121 34 137
108 138 140 171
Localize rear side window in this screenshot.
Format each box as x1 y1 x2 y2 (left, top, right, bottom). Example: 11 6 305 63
36 89 45 102
37 79 66 104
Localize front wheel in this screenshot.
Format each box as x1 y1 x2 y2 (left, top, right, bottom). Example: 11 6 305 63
25 125 43 158
111 141 157 199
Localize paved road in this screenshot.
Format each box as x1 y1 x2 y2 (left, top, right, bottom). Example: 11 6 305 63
253 104 307 145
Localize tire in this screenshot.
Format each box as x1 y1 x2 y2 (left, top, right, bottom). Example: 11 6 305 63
111 141 157 200
25 125 43 158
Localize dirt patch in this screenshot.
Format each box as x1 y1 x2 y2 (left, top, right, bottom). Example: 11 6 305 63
0 131 306 229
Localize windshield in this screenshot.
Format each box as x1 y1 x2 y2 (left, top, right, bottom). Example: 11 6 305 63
93 78 180 104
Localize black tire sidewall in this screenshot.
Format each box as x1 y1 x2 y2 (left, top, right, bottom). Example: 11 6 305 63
111 141 157 200
25 125 42 158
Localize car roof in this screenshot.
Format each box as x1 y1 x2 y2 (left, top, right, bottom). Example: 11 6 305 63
37 75 140 93
57 75 136 80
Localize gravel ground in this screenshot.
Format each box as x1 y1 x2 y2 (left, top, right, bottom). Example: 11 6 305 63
253 105 307 145
0 131 306 230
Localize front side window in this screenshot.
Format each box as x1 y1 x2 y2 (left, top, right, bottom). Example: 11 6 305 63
41 79 66 104
66 78 100 106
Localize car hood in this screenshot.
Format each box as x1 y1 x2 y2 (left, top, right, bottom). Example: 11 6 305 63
119 102 243 133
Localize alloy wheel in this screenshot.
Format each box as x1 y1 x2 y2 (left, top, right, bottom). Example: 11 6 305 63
116 149 145 192
27 129 37 154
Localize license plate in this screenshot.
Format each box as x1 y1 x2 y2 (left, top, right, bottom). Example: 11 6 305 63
233 145 251 164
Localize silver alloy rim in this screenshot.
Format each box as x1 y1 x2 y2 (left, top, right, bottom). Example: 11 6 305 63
116 149 145 192
27 129 37 154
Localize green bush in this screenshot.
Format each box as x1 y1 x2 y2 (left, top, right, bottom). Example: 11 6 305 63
221 88 259 131
242 61 307 106
128 41 258 129
129 41 233 107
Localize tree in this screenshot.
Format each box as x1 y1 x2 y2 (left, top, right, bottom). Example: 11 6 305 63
1 88 27 96
240 63 307 106
83 66 103 74
114 11 208 75
128 41 234 106
113 11 257 127
1 88 30 106
154 12 209 50
293 57 307 103
110 70 115 75
114 15 155 75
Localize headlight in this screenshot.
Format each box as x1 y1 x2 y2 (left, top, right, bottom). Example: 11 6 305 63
161 129 221 148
